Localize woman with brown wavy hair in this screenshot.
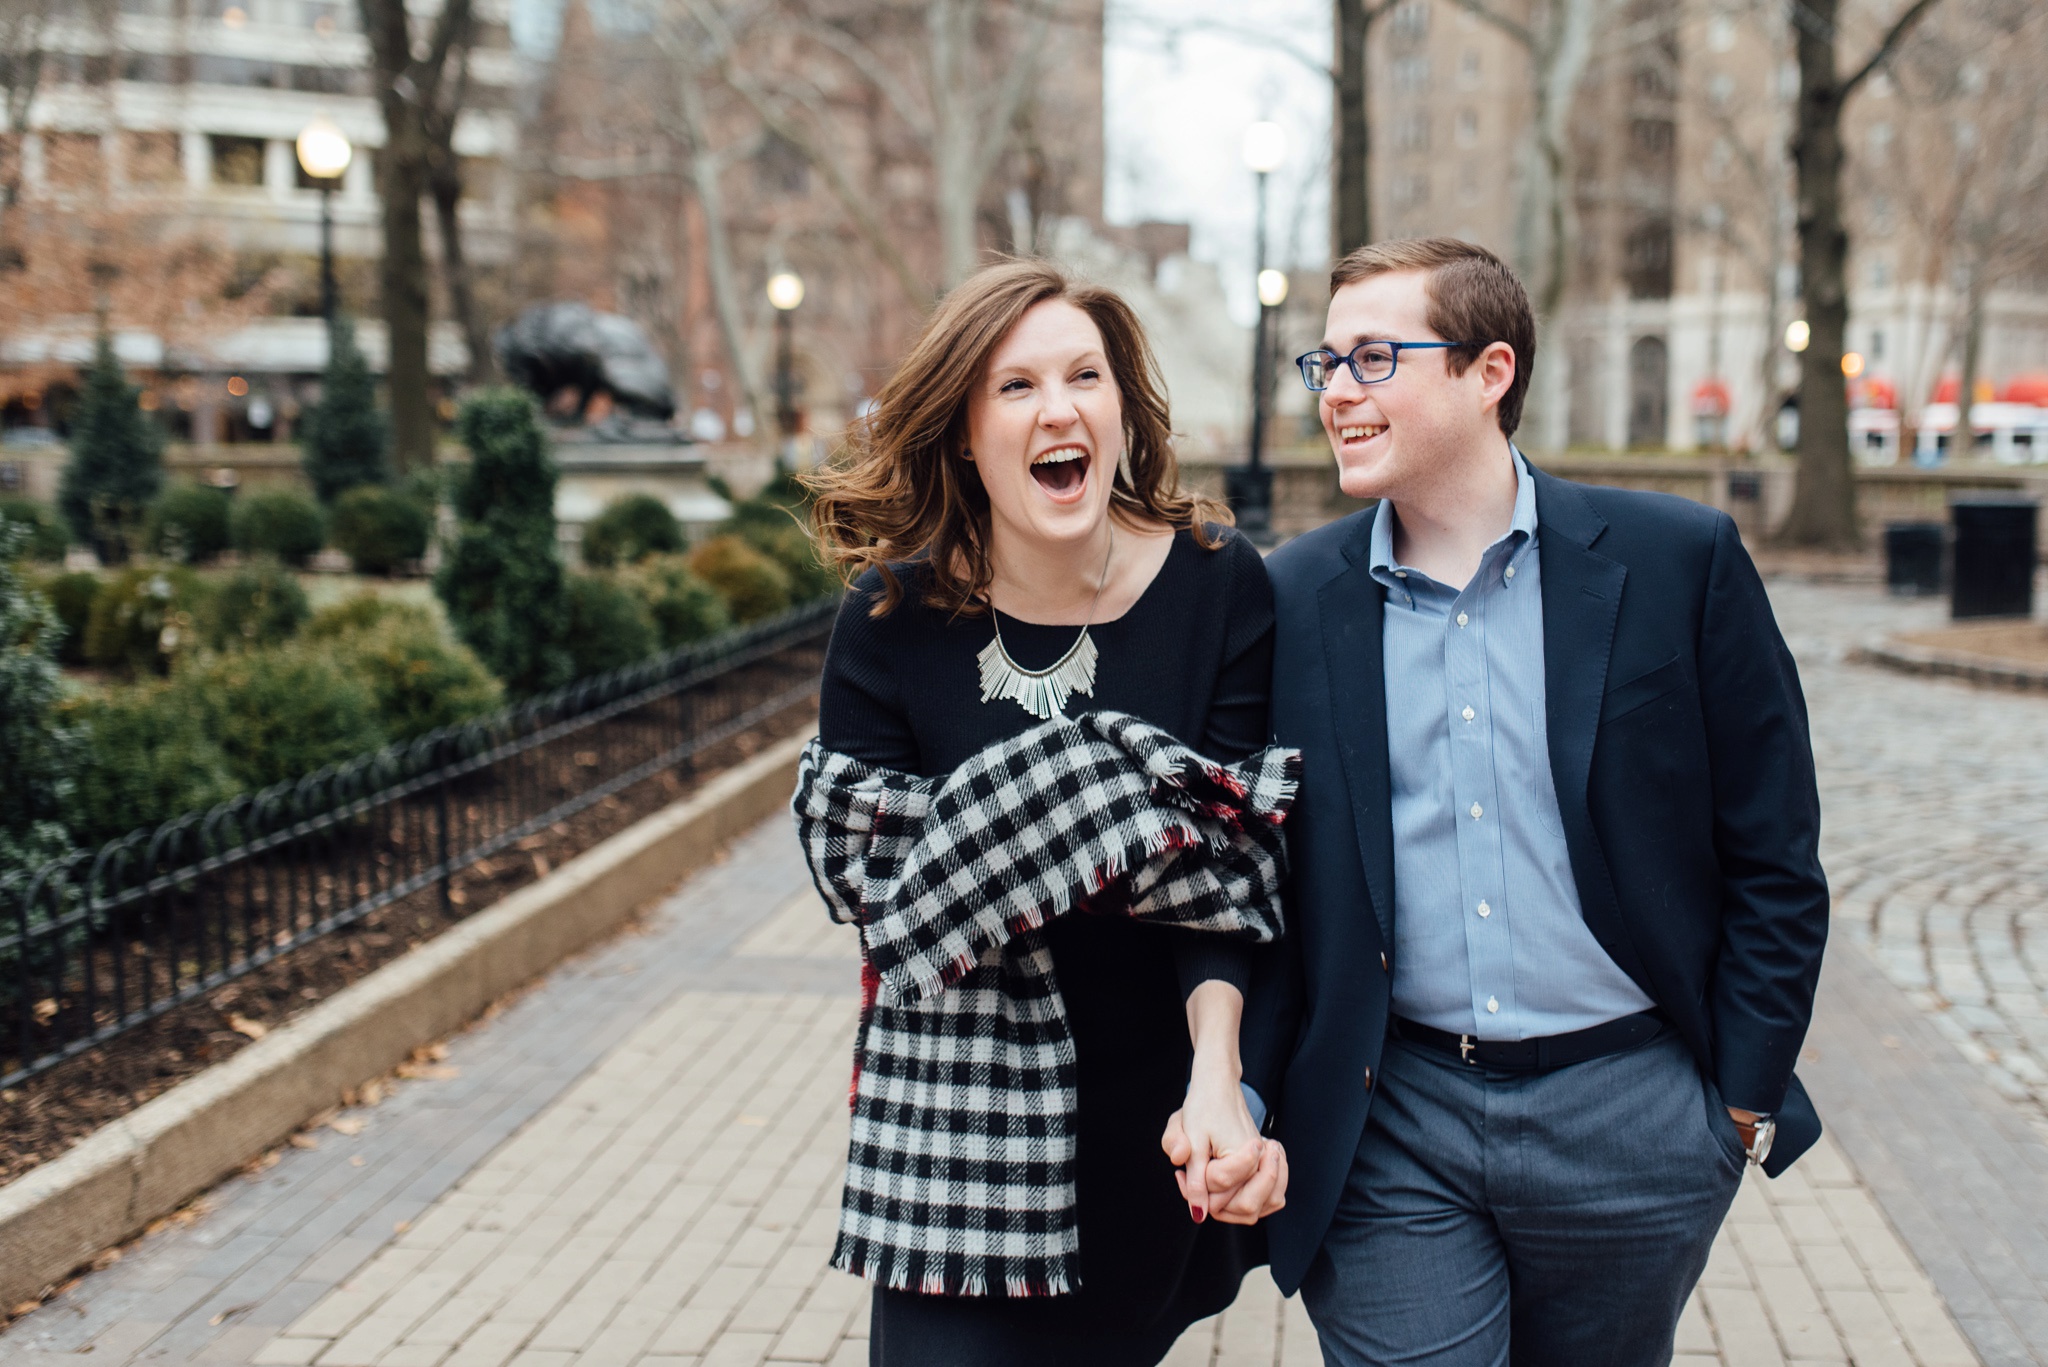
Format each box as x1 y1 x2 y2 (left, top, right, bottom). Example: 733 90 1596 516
798 259 1292 1365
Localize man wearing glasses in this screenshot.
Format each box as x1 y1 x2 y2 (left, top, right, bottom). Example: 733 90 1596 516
1255 238 1828 1365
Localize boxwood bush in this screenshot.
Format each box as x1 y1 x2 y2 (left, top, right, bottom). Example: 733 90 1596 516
1 496 69 562
56 683 240 846
330 484 432 576
581 493 684 568
564 573 658 678
171 644 386 790
35 569 101 666
146 482 233 564
323 607 503 741
688 535 792 624
230 488 326 566
621 554 731 649
200 561 312 651
303 593 437 642
82 565 211 675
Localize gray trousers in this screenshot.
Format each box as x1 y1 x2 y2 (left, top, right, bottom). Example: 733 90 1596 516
1300 1030 1745 1367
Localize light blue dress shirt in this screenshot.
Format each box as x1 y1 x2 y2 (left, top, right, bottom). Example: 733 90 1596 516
1369 451 1654 1041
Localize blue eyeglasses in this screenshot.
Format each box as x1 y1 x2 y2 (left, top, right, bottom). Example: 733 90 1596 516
1295 340 1478 391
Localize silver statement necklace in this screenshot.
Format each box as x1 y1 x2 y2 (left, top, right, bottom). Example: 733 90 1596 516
977 528 1113 721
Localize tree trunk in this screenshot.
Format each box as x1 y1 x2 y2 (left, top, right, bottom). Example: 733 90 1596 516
377 119 435 473
430 158 495 386
1956 271 1986 460
677 72 766 438
1333 0 1370 255
1777 0 1858 548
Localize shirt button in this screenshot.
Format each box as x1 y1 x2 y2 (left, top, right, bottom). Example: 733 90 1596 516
1395 569 1408 578
1380 951 1390 972
1504 566 1516 580
1477 900 1491 918
1469 802 1483 819
1462 705 1475 722
1486 996 1500 1014
1456 612 1469 628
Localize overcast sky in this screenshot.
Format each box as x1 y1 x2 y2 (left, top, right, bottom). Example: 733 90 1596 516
510 0 1332 324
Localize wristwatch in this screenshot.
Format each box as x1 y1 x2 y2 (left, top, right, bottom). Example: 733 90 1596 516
1740 1113 1777 1167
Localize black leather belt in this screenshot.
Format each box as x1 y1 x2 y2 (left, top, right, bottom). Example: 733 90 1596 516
1391 1010 1666 1072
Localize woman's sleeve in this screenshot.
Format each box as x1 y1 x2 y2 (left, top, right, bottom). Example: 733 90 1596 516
817 580 922 772
1173 532 1278 1002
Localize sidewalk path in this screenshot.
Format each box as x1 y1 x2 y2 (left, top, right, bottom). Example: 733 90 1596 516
3 577 2037 1367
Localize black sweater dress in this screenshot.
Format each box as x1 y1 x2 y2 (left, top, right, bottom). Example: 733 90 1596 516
816 526 1278 1366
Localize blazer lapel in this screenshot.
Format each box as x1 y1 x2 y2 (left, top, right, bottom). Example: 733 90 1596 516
1532 470 1648 986
1317 530 1397 946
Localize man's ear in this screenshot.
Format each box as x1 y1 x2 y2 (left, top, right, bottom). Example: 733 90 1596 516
1478 342 1517 413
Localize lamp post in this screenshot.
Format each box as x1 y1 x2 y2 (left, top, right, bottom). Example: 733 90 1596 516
766 270 805 467
1234 121 1288 543
295 116 353 327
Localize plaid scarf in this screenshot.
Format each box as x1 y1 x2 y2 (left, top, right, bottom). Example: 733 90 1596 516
792 710 1298 1298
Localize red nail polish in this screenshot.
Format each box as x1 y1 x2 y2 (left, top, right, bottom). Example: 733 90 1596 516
1191 1207 1206 1223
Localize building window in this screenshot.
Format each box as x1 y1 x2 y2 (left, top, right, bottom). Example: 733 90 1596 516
753 131 809 196
1396 112 1430 154
1458 48 1481 88
1709 73 1734 106
210 134 267 187
1630 118 1674 159
1623 218 1674 299
1392 173 1430 208
126 131 182 186
1393 56 1430 94
42 133 105 191
1456 109 1478 147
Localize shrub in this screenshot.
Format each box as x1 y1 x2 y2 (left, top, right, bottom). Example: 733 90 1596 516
58 335 164 562
82 564 211 675
688 535 792 624
200 561 311 651
300 316 391 503
1 496 69 562
35 570 100 667
621 554 731 649
330 484 431 575
581 493 683 568
57 684 239 846
435 390 573 696
230 488 325 566
0 524 79 877
145 482 232 564
303 593 439 642
564 573 658 679
731 519 837 602
171 644 386 790
326 610 503 741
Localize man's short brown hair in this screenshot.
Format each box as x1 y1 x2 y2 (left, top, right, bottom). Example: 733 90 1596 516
1329 237 1536 437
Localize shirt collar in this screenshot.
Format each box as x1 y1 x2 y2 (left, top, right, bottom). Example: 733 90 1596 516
1369 446 1537 584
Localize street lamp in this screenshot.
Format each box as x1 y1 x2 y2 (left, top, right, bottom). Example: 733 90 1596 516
766 271 805 465
295 116 353 327
1234 121 1288 542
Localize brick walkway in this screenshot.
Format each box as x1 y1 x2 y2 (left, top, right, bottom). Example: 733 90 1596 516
4 577 2039 1367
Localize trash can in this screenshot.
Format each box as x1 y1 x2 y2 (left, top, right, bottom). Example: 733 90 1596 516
1950 499 2038 619
1884 522 1944 597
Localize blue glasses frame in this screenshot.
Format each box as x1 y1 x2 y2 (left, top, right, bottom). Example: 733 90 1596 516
1295 340 1478 391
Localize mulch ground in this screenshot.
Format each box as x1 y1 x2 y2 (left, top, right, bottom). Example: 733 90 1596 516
1892 620 2048 668
0 704 816 1189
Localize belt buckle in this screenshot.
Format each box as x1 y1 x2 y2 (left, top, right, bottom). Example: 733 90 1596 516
1458 1034 1477 1065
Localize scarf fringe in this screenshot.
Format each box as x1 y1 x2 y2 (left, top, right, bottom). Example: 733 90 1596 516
832 1235 1077 1299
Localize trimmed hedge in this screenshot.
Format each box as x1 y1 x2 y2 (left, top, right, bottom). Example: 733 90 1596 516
145 482 233 564
173 644 386 790
688 535 792 624
324 608 503 742
1 497 68 562
565 573 658 679
200 561 312 651
56 683 240 847
330 485 432 575
621 554 731 649
581 493 684 568
35 570 100 667
82 564 210 675
231 488 326 566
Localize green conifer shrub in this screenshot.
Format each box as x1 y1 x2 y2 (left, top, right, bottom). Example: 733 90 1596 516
170 644 385 790
0 524 79 878
230 488 325 566
57 684 238 846
329 485 431 575
564 573 658 678
82 565 211 675
200 561 312 650
35 569 101 666
145 482 233 563
323 608 503 741
303 593 437 641
1 497 69 562
620 554 731 649
58 335 164 562
687 535 792 624
299 317 391 503
434 390 574 696
580 493 684 568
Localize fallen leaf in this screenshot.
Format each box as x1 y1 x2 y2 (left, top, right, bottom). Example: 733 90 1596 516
736 1114 767 1127
395 1063 460 1081
349 1156 366 1168
32 998 59 1024
287 1134 319 1150
227 1015 267 1040
358 1079 386 1106
90 1247 123 1270
393 1220 411 1235
531 854 551 878
207 1303 253 1327
328 1116 365 1137
11 1302 39 1317
423 1042 449 1061
448 886 469 907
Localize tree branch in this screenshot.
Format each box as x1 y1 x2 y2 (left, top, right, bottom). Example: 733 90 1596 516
1445 0 1533 50
805 19 935 141
1842 0 1943 96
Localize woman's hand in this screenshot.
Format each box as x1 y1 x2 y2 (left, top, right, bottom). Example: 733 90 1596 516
1162 980 1289 1225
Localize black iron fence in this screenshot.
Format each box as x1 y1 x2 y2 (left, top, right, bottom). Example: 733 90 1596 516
1 598 837 1088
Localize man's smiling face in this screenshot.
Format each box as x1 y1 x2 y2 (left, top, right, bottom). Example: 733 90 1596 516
1317 268 1504 504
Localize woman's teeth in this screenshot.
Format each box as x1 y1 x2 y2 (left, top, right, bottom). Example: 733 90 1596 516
1338 424 1387 442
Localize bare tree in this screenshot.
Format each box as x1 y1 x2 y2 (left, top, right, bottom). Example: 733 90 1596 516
1332 0 1399 254
358 0 476 471
424 47 496 387
1775 0 1942 549
0 0 52 263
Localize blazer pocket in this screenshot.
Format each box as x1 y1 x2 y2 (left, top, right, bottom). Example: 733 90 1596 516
1601 653 1688 725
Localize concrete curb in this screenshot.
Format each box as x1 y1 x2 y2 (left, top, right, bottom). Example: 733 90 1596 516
1851 641 2048 693
0 727 814 1312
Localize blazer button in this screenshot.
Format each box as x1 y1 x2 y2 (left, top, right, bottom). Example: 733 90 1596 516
1380 952 1389 973
1364 1066 1374 1089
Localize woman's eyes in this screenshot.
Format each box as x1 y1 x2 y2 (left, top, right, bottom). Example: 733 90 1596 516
996 368 1099 393
999 379 1031 394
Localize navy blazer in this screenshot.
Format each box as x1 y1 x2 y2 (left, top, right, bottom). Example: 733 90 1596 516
1254 466 1829 1295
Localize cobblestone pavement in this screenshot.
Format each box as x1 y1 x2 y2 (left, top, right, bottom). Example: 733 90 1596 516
1765 580 2048 1126
5 576 2036 1367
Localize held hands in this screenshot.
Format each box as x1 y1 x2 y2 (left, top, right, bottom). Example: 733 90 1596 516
1160 1070 1288 1226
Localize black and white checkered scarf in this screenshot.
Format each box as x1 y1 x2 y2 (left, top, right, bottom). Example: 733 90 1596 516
792 710 1298 1298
